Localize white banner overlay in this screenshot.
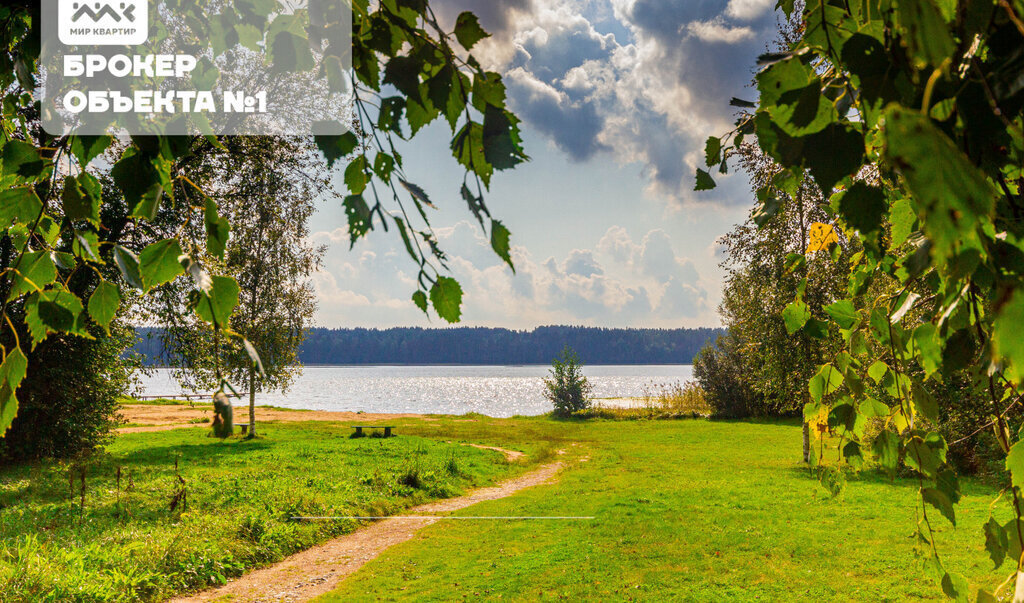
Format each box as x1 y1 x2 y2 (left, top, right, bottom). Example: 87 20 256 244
41 0 352 136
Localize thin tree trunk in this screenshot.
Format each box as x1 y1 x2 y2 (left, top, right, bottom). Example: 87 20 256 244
802 421 810 463
797 183 812 464
248 366 257 438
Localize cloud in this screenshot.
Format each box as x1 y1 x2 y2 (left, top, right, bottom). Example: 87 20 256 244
428 0 780 203
310 222 714 328
725 0 775 20
686 19 755 43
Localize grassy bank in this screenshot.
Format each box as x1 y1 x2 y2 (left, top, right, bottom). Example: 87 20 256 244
320 419 1004 602
1 416 1010 601
0 419 564 602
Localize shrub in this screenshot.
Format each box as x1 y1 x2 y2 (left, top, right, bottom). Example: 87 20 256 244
0 322 138 462
544 346 593 417
692 334 760 419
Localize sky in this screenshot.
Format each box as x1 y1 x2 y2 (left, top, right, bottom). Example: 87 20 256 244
309 0 783 330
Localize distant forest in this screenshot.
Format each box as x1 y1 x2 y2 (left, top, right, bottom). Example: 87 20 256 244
133 326 725 366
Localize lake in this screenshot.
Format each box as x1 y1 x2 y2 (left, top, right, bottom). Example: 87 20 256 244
135 365 695 417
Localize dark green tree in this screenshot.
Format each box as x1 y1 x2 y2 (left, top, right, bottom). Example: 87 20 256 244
544 346 593 417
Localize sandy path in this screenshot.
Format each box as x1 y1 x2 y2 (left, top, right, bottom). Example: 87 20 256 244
168 456 564 603
117 405 429 434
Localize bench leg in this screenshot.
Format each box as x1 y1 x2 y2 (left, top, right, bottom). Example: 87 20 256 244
384 427 392 438
355 427 363 437
240 424 248 435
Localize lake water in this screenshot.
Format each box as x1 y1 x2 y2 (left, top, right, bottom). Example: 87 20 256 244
135 365 694 417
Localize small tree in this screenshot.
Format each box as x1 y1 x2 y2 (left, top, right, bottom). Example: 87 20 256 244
544 346 593 417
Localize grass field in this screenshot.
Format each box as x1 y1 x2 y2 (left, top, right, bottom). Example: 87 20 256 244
319 419 1006 602
0 418 563 602
0 416 1010 602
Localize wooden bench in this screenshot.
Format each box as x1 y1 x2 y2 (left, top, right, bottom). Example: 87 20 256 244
351 425 394 438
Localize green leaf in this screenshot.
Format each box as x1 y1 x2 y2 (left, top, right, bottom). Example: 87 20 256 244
1006 519 1024 571
314 130 359 169
139 239 185 292
62 174 101 225
454 11 489 50
2 140 45 180
0 346 28 436
824 299 859 329
704 137 722 167
490 220 514 271
995 290 1024 371
859 398 890 417
905 436 941 478
803 124 865 193
1007 440 1024 491
113 246 144 291
112 151 172 220
399 179 434 207
194 275 240 326
984 517 1008 568
939 571 968 603
694 168 716 191
87 281 120 332
922 487 955 526
911 323 942 378
343 195 373 246
0 187 43 226
412 290 429 313
270 30 314 73
204 199 230 260
7 251 57 301
883 107 996 262
757 57 836 137
482 106 527 171
897 0 957 68
24 289 91 348
383 56 422 99
782 299 811 334
872 430 899 475
345 156 368 195
911 379 939 422
69 135 111 168
430 276 463 324
836 183 886 234
808 364 844 403
889 198 917 247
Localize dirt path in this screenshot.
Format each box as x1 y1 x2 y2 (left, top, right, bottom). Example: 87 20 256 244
463 443 526 461
168 455 565 603
117 405 429 434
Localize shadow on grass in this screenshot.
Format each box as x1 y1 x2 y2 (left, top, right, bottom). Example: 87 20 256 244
117 439 273 468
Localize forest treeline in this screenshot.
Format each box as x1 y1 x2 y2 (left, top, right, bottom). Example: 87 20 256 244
133 326 724 366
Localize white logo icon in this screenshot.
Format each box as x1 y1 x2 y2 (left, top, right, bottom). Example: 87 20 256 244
59 0 148 46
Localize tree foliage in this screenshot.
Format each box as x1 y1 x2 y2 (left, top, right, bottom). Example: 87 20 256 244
0 1 525 443
700 0 1024 597
544 346 593 417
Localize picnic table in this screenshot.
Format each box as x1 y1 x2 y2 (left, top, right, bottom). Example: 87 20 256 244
351 425 395 438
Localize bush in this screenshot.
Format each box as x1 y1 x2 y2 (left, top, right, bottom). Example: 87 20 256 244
640 381 713 416
693 334 760 419
0 322 138 462
544 346 593 417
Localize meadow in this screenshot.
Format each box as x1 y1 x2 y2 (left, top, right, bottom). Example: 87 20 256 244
0 416 1009 602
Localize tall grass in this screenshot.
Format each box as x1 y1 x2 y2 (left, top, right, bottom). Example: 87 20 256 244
586 381 712 420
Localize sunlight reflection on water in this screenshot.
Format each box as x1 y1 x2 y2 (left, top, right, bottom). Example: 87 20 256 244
135 365 694 417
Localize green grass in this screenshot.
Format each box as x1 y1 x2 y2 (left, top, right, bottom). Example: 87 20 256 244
318 419 1006 602
0 418 560 602
1 416 1012 602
